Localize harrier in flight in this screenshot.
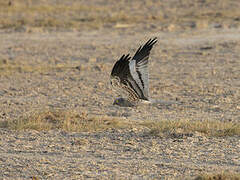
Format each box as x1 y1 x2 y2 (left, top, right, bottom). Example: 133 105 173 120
110 37 169 107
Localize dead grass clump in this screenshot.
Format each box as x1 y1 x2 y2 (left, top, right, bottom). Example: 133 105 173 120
194 172 240 180
0 110 128 132
142 119 240 137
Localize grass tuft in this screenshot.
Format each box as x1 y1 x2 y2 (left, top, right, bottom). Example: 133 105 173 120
142 119 240 137
0 110 128 132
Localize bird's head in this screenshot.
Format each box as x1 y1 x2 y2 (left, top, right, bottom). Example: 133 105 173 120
113 98 134 107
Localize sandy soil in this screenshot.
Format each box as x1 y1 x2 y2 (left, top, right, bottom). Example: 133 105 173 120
0 0 240 179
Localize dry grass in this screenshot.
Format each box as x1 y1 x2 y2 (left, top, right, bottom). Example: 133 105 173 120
0 110 129 132
1 109 240 138
0 0 240 30
0 1 147 30
142 119 240 137
194 172 240 180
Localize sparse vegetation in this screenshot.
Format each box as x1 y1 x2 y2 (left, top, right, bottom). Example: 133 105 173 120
141 119 240 137
0 1 149 30
1 110 239 137
0 0 240 30
0 110 129 132
194 172 240 180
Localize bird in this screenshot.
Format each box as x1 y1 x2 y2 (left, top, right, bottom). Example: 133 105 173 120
110 38 180 107
110 37 158 107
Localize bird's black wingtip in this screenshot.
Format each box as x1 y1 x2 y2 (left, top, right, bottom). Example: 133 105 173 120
143 37 158 48
119 53 131 61
149 37 158 45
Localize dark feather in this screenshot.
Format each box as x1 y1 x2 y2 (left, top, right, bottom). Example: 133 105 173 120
111 54 131 78
132 37 157 63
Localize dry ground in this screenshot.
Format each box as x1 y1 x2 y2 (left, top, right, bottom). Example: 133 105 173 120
0 0 240 179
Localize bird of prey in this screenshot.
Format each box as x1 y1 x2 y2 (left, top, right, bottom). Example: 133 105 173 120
110 37 166 107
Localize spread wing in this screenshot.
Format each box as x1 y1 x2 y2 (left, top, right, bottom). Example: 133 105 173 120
110 37 158 103
130 37 158 99
110 54 142 102
111 54 131 83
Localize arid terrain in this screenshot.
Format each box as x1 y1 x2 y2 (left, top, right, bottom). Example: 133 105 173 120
0 0 240 179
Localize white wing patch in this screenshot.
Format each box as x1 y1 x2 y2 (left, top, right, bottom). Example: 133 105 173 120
136 57 149 99
129 60 144 92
